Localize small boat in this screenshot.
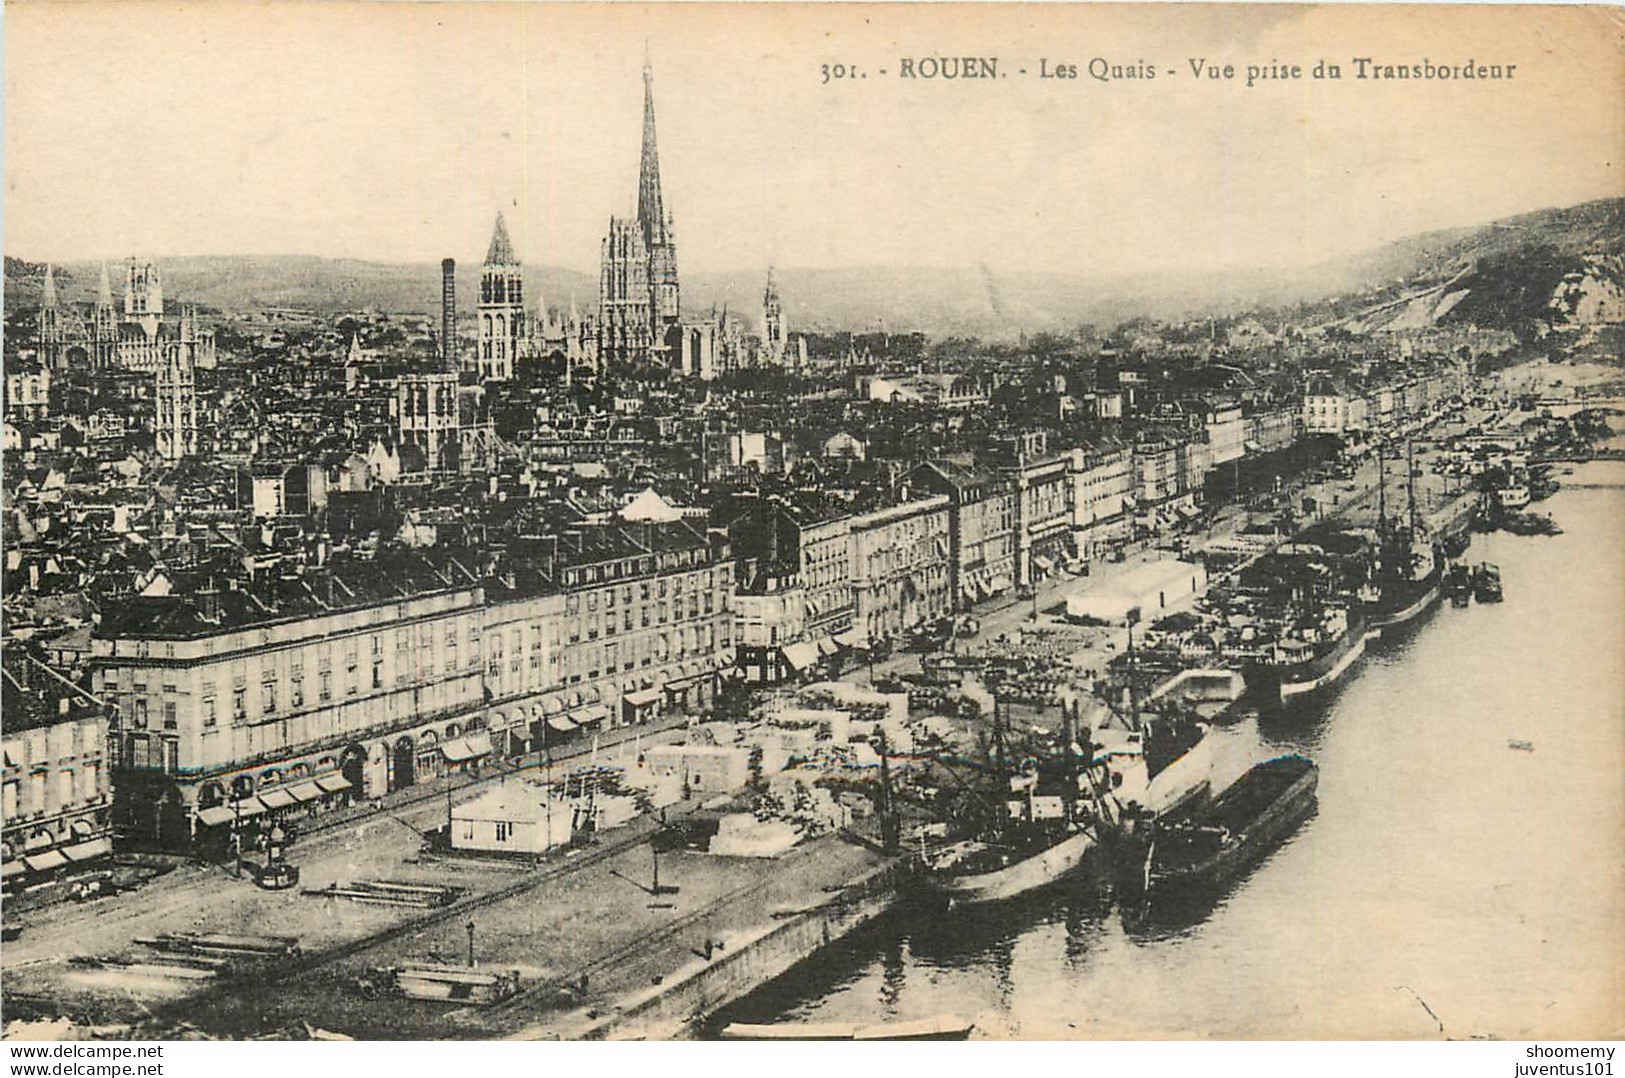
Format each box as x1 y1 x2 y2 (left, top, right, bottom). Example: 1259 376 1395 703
1135 754 1319 904
720 1014 974 1041
1442 563 1473 607
1507 740 1535 753
1472 563 1503 603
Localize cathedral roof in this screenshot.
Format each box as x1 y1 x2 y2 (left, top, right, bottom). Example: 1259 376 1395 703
485 212 517 266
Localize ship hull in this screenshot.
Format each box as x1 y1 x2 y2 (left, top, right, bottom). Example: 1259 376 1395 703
925 830 1095 906
1247 611 1367 704
1147 757 1319 899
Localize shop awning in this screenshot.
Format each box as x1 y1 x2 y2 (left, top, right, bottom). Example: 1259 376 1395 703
547 716 578 733
197 805 235 828
2 860 24 879
816 637 840 657
1177 503 1202 519
574 705 609 726
781 640 819 671
315 774 352 794
834 630 870 651
441 734 491 762
258 788 296 810
624 687 662 708
1033 555 1054 573
989 574 1014 593
235 797 267 819
63 837 112 863
287 780 324 803
23 849 68 872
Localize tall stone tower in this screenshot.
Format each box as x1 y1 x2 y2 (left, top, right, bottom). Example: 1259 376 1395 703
92 262 118 369
637 57 680 344
155 340 198 461
477 213 523 382
38 263 63 370
124 258 164 337
599 218 653 366
761 267 787 366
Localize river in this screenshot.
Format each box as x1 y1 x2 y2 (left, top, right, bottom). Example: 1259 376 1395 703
713 460 1625 1040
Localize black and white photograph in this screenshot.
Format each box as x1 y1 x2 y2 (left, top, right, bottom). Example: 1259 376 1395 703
2 0 1622 1058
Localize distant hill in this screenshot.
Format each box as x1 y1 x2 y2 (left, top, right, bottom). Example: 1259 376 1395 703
7 198 1620 338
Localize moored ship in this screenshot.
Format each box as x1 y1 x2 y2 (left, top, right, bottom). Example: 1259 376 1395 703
1251 603 1367 702
1128 753 1319 909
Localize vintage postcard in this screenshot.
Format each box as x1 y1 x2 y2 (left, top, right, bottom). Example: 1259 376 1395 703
2 0 1622 1054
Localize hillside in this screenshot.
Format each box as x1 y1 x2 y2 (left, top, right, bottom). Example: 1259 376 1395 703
7 198 1621 338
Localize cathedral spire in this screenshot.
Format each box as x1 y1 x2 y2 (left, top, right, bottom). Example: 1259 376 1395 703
485 211 517 266
636 55 668 247
97 262 113 307
42 263 58 308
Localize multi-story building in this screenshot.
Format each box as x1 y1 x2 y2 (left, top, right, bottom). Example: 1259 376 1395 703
911 461 1018 610
90 553 491 850
2 649 115 889
725 497 853 682
4 363 51 423
848 494 952 646
536 520 734 728
1304 378 1370 435
1002 449 1074 586
1072 441 1134 563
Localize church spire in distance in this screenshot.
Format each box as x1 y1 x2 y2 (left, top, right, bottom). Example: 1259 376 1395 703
485 211 517 266
636 45 669 247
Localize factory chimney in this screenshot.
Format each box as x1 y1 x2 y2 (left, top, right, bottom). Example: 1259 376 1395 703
441 257 457 373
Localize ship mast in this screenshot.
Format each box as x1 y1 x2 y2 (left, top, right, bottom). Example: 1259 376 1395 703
1376 444 1387 531
1406 438 1419 536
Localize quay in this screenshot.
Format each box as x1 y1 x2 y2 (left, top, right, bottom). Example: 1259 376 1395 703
7 801 909 1040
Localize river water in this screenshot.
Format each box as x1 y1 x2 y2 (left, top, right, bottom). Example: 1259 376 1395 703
716 461 1625 1040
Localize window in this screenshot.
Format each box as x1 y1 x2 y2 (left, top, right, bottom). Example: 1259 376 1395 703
203 695 217 728
318 671 332 702
494 821 512 843
232 688 246 720
163 702 177 731
263 681 278 714
291 676 304 708
372 663 383 690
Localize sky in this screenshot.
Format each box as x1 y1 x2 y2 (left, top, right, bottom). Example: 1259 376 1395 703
5 2 1623 277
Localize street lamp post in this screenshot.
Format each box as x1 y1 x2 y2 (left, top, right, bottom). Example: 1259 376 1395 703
466 920 476 968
